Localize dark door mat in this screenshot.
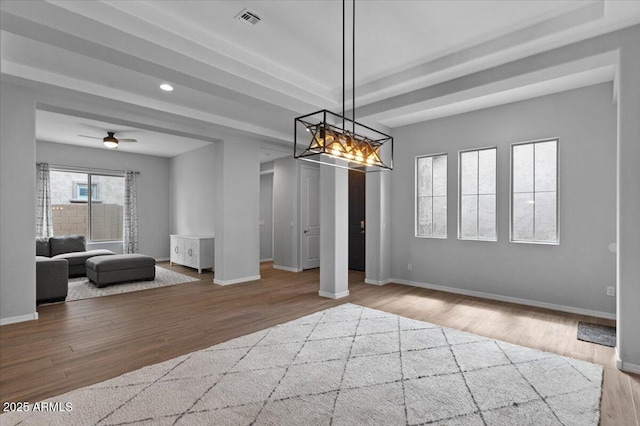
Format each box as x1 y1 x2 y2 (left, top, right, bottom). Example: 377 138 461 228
577 322 616 347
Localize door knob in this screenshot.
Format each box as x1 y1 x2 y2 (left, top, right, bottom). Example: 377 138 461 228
304 230 308 234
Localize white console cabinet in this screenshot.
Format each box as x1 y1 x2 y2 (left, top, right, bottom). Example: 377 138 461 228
170 235 214 273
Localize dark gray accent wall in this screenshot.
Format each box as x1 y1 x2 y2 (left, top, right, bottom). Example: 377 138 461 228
390 82 616 315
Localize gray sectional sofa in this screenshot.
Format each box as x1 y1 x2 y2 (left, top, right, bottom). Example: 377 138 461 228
36 235 115 277
36 235 115 304
36 257 68 304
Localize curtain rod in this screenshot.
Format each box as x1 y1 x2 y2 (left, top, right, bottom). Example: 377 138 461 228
43 164 140 175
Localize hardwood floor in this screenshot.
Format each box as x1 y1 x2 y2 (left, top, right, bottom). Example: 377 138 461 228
1 262 637 425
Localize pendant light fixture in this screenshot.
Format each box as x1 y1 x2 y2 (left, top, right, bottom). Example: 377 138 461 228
294 0 393 172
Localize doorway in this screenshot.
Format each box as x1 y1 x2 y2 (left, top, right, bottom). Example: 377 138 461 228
349 170 365 271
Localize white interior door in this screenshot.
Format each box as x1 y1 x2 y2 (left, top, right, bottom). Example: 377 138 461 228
301 166 320 269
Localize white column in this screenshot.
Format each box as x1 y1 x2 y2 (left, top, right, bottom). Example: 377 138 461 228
0 82 38 324
272 157 300 271
365 171 392 285
213 138 261 285
319 160 349 298
616 43 640 372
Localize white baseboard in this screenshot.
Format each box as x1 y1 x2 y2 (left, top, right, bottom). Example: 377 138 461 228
319 290 350 299
156 257 170 262
273 264 302 273
1 312 39 326
214 275 261 286
260 258 274 263
392 278 616 320
615 347 640 374
364 278 391 286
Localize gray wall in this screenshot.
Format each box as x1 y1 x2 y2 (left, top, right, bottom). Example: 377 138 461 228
37 141 171 260
1 82 37 323
260 172 274 260
390 83 616 315
170 143 216 236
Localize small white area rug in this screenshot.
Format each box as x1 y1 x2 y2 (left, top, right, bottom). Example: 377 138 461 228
66 266 199 301
1 304 602 425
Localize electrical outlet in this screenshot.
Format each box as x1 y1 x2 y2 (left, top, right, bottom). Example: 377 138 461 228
407 263 412 271
606 286 615 296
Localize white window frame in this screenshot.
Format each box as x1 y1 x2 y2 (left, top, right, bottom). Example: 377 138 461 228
415 153 448 239
458 146 497 242
51 167 125 243
72 181 99 202
509 138 560 245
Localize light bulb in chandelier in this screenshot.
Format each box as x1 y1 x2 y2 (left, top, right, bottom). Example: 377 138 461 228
328 139 346 157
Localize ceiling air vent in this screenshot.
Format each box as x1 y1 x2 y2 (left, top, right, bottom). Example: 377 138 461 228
235 8 261 26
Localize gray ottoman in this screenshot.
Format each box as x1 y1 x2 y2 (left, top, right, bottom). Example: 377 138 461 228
86 254 156 288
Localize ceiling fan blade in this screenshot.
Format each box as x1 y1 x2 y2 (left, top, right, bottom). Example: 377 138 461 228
78 134 102 140
118 138 138 143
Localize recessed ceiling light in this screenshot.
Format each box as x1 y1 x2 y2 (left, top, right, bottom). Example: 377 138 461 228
160 83 174 92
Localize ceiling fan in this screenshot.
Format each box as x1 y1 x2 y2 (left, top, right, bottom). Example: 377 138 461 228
79 131 138 149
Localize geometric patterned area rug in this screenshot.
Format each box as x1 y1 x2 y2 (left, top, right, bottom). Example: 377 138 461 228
577 321 616 347
0 303 602 425
66 266 199 302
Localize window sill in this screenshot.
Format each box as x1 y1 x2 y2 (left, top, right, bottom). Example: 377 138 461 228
510 239 559 246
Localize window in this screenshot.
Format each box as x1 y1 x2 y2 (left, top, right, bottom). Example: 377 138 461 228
416 154 447 238
50 170 125 242
511 139 558 243
73 182 99 201
459 147 497 240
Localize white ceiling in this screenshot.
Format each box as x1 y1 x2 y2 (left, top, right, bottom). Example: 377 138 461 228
36 110 211 157
2 0 640 157
36 110 292 162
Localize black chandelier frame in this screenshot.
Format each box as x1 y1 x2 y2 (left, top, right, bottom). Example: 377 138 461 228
294 109 393 172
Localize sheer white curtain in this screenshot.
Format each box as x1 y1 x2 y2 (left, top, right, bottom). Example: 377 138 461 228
36 162 53 238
